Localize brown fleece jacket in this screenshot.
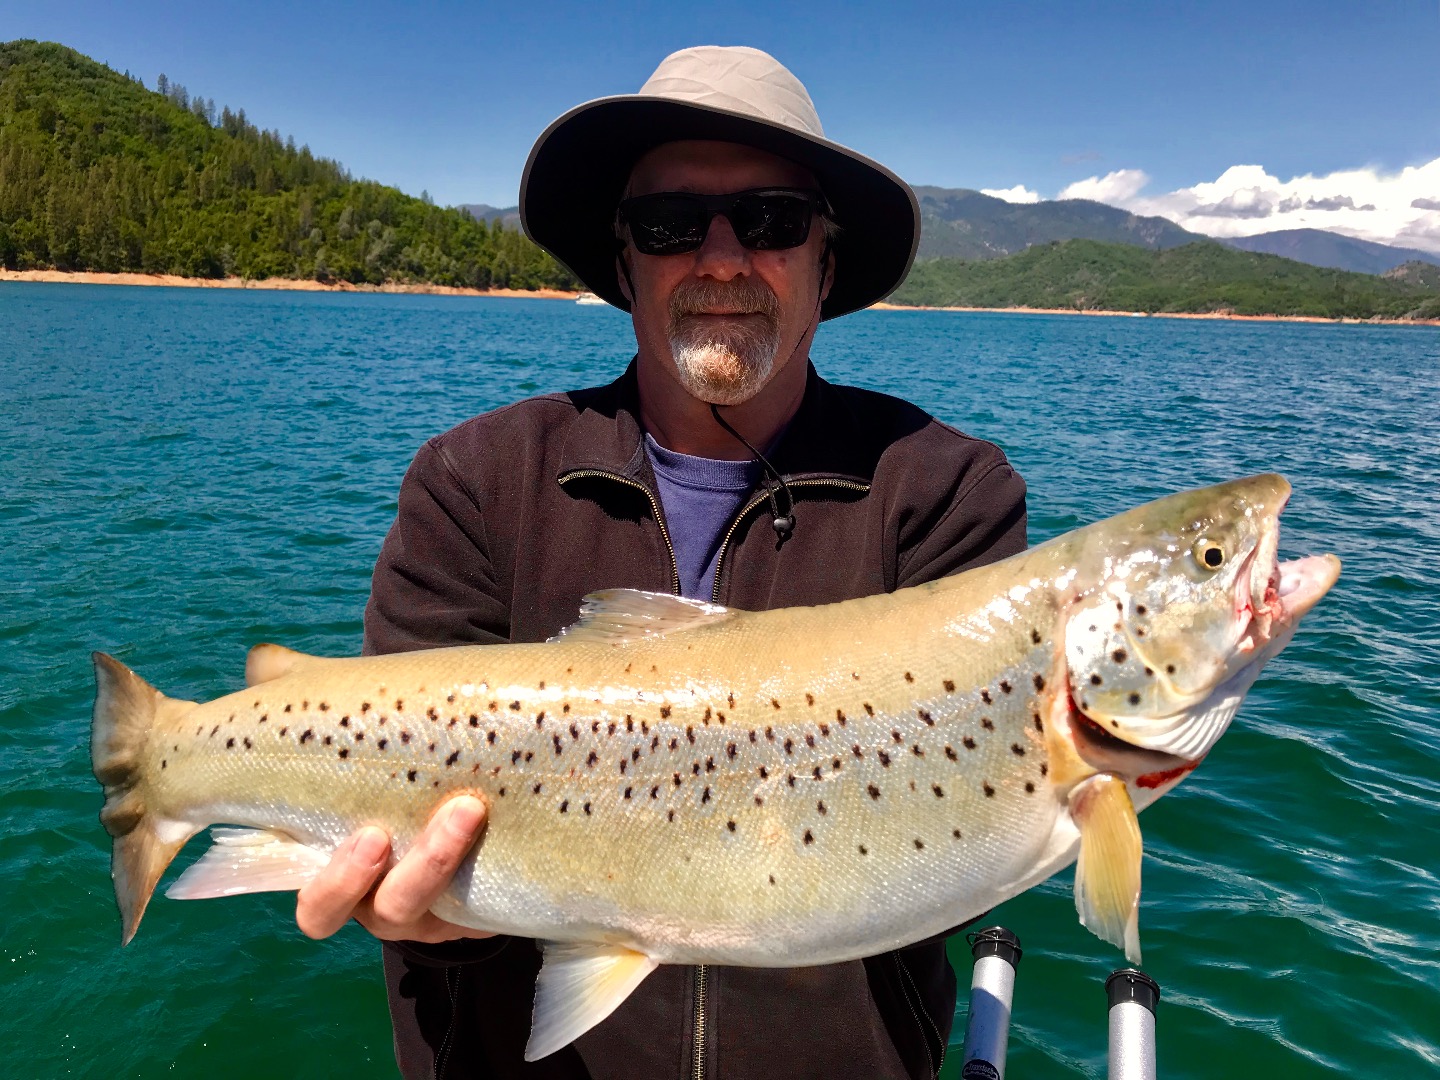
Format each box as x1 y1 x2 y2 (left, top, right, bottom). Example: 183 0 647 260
363 361 1027 1079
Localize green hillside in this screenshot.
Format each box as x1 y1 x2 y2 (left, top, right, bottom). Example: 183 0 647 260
0 40 574 289
891 240 1440 320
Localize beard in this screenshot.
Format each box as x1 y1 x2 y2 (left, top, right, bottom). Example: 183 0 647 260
666 279 783 405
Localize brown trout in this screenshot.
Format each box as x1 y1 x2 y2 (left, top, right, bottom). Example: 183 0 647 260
91 474 1338 1060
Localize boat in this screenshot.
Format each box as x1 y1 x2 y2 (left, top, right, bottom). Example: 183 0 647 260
575 292 607 305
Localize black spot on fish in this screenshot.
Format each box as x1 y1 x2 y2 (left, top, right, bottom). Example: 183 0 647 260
650 786 659 799
754 796 764 806
339 748 349 759
392 700 400 711
953 828 962 839
692 763 701 776
210 726 219 738
771 698 781 710
944 680 956 693
1031 629 1042 644
963 736 976 750
563 703 571 714
569 723 579 740
319 703 330 713
727 819 736 832
538 681 545 691
932 784 944 798
668 809 675 822
258 715 267 724
355 731 366 743
836 709 847 725
299 729 314 744
687 727 696 744
1166 664 1176 674
1113 649 1128 664
447 694 455 704
1111 720 1120 728
560 800 568 814
378 738 388 750
407 770 417 783
283 704 292 714
1144 666 1154 677
497 786 505 796
766 727 775 741
867 785 881 800
983 782 995 797
804 734 815 748
702 787 711 804
446 750 461 767
1090 674 1103 686
1040 762 1049 776
161 759 168 770
673 773 682 788
716 713 726 725
487 731 496 744
904 672 914 683
279 726 288 737
892 730 902 744
980 689 992 705
340 717 350 728
660 705 672 719
624 787 632 800
553 735 564 756
878 751 891 767
1129 692 1141 706
914 839 924 850
669 737 678 751
1033 674 1046 692
918 709 934 726
511 750 522 765
225 737 235 749
729 693 736 708
858 845 868 855
863 703 874 716
583 802 591 816
912 744 924 757
1000 681 1012 695
620 760 628 775
1137 604 1148 615
632 748 641 762
727 742 737 759
769 874 776 885
981 718 994 731
427 742 436 753
608 722 617 736
508 701 520 711
1011 744 1026 756
535 711 546 725
759 766 769 779
852 745 864 758
817 800 827 815
1025 781 1036 793
1033 713 1044 732
945 745 958 761
587 751 598 767
811 766 823 780
803 830 814 845
361 703 371 713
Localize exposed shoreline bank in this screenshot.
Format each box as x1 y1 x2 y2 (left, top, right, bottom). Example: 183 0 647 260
0 268 579 299
870 300 1440 327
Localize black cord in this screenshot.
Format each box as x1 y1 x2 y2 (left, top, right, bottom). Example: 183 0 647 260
709 403 795 542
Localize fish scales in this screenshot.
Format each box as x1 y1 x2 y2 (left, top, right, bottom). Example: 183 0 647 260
93 475 1340 1059
140 569 1066 966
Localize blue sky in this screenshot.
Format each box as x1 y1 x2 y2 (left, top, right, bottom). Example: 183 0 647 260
5 1 1440 247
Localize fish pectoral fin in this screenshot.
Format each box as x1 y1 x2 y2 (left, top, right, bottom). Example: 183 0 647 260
548 589 734 645
526 941 659 1061
1071 773 1144 964
244 643 328 686
166 828 331 899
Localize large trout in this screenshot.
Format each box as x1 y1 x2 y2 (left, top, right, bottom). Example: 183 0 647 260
92 474 1338 1059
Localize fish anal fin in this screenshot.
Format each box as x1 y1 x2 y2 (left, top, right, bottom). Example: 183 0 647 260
167 828 331 900
1071 773 1143 964
245 643 326 686
548 590 733 645
526 941 659 1060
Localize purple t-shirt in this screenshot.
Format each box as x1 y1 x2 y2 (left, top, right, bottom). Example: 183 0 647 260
644 434 762 602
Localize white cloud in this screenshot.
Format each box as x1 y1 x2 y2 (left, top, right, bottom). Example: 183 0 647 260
1057 169 1150 203
1058 158 1440 254
981 184 1042 204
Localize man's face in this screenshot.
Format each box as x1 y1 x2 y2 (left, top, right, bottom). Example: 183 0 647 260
620 141 831 407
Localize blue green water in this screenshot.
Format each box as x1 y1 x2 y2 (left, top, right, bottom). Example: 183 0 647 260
2 283 1437 1077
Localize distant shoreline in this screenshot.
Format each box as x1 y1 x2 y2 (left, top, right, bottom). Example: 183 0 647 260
0 269 579 300
870 300 1440 328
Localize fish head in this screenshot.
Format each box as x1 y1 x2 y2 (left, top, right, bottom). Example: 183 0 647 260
1062 474 1339 767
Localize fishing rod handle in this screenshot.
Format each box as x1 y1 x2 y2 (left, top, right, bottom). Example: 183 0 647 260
960 927 1022 1080
1107 968 1159 1080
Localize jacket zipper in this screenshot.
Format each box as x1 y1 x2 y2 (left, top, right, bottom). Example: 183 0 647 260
558 469 681 594
691 963 709 1080
710 477 871 602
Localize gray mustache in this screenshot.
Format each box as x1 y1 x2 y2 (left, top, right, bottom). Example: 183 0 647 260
668 280 781 322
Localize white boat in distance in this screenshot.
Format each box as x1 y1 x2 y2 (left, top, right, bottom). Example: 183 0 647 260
575 292 607 305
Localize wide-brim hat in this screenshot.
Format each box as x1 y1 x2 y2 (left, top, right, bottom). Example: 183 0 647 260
520 46 920 320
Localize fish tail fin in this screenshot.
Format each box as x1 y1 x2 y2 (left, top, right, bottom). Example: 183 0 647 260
91 652 198 944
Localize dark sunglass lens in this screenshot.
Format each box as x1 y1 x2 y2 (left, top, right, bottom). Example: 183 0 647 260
625 195 709 255
730 193 813 250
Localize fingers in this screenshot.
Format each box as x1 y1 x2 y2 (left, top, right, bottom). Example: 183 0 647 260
369 796 487 929
296 826 390 940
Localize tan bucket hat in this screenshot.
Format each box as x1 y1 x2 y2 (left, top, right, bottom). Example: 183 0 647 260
520 46 920 320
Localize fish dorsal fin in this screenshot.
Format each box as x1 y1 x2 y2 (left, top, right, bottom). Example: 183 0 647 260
549 590 733 645
526 941 659 1060
245 643 326 686
1070 773 1143 964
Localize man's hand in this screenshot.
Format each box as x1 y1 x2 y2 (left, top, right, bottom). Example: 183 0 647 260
296 795 496 944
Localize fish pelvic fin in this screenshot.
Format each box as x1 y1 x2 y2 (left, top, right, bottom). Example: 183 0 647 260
91 652 200 944
526 941 659 1060
1071 772 1143 964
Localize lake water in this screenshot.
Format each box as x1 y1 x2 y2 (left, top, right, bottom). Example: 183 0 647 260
2 284 1437 1077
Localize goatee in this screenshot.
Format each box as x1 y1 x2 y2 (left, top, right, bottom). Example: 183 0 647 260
667 279 782 405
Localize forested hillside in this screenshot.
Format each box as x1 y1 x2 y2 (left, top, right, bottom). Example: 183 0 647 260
891 240 1440 320
0 40 575 289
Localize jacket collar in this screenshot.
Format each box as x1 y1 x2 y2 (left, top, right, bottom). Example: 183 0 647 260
556 359 875 487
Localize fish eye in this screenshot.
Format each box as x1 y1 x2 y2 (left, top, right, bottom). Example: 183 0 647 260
1192 538 1225 570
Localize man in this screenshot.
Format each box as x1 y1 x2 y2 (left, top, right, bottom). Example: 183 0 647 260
297 46 1026 1078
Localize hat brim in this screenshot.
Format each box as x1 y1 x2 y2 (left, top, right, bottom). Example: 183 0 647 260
520 97 919 320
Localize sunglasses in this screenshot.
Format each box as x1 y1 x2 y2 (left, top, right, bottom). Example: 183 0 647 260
617 188 831 256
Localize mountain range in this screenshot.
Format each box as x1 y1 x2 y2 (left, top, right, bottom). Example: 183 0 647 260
461 192 1439 276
